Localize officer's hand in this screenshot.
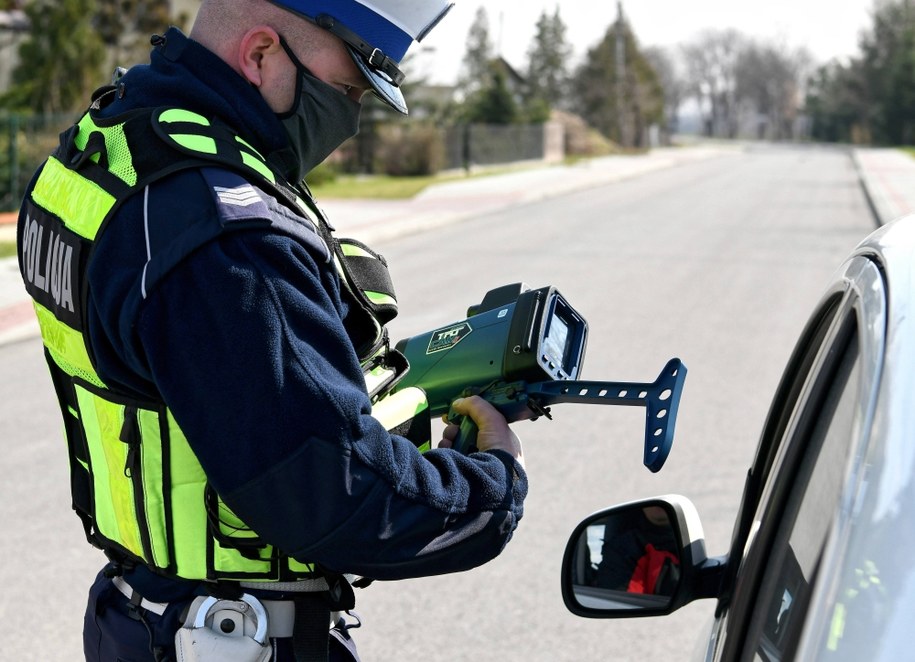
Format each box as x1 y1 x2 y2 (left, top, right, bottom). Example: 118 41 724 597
439 396 524 469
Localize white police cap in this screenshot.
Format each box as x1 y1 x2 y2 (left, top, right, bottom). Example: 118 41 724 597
268 0 454 114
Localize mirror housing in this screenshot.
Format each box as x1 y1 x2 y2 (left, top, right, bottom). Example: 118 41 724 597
561 495 727 618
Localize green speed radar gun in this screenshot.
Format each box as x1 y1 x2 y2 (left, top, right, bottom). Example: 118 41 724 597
392 283 686 472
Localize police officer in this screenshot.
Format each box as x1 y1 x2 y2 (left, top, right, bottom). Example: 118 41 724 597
17 0 527 660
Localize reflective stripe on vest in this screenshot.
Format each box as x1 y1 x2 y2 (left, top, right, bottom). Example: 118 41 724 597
158 108 278 186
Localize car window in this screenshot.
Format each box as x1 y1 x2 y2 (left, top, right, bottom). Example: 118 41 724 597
714 292 844 638
743 321 861 661
712 257 885 662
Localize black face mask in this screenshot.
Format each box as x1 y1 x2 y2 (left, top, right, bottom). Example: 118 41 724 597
273 37 361 185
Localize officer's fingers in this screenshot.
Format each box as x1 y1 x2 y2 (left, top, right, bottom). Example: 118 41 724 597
438 422 460 448
451 397 524 467
449 396 506 430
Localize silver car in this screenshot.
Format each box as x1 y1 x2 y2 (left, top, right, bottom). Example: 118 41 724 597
560 216 915 660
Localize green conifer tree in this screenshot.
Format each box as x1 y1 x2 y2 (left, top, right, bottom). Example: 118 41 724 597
3 0 105 113
525 7 572 119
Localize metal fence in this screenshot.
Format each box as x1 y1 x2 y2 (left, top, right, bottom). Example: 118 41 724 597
1 112 79 212
443 122 564 170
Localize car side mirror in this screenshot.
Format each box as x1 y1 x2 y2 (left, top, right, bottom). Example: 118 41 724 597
561 495 727 618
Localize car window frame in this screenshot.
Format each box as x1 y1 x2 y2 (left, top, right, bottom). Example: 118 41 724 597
742 320 862 660
712 255 886 662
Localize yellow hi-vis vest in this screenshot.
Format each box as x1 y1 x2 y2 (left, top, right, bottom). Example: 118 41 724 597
19 99 430 583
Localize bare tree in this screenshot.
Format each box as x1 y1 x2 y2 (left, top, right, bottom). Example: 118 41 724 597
681 29 746 137
736 41 812 140
643 46 684 141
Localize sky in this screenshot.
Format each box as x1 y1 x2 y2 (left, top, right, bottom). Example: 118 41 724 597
410 0 879 85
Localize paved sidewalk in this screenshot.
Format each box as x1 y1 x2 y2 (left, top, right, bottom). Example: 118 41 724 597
2 143 914 346
852 148 915 226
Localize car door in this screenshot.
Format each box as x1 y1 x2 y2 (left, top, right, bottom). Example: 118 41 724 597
705 255 885 662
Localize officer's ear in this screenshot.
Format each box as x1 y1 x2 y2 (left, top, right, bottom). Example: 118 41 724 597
237 26 284 88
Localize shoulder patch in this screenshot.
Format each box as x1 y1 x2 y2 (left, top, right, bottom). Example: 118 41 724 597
214 184 262 208
200 167 330 262
202 169 271 224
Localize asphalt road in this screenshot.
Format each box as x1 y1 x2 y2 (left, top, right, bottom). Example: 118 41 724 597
0 143 875 660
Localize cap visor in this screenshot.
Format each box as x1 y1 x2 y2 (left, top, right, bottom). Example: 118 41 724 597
347 46 408 115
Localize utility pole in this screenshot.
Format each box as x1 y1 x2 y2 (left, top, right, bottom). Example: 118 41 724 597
615 1 628 147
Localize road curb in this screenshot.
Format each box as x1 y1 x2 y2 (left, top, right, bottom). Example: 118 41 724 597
851 149 889 229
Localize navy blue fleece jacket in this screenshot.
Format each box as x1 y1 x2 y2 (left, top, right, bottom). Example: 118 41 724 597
81 28 526 593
